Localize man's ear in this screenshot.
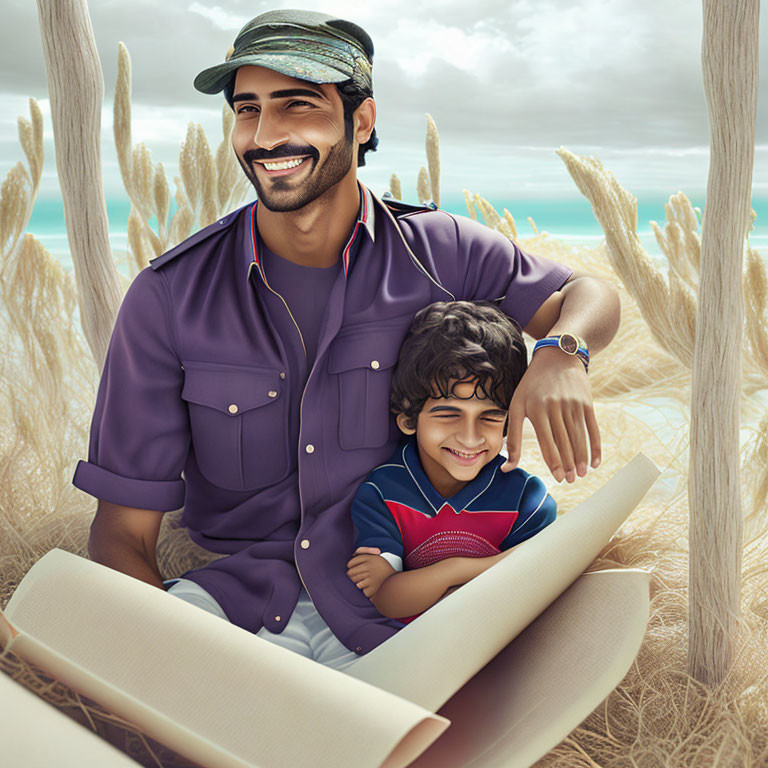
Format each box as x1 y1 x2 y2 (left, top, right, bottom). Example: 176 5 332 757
354 97 376 145
396 412 416 435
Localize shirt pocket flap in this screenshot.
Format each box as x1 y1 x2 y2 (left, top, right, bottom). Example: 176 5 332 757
327 330 401 374
181 362 282 415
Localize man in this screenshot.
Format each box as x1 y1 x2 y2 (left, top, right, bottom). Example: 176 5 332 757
74 10 620 665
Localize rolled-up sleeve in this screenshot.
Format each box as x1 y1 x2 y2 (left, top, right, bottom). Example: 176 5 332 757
73 267 188 511
454 216 573 329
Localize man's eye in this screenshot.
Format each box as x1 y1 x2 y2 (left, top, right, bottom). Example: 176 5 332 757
236 105 258 114
482 416 506 423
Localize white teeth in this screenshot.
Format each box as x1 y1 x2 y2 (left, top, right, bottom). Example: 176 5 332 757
449 449 481 458
263 158 305 171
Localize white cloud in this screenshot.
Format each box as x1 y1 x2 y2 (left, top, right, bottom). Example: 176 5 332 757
187 2 245 30
514 0 651 85
378 19 515 77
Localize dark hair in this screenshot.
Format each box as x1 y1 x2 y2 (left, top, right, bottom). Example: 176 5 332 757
335 79 378 167
391 301 528 430
223 76 378 168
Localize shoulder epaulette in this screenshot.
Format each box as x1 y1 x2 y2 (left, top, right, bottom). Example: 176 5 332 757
381 197 438 218
149 204 249 271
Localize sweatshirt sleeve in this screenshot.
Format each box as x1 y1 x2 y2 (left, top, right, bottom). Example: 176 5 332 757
500 473 557 550
351 481 405 571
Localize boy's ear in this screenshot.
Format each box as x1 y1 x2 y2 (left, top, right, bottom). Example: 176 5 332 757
396 412 416 435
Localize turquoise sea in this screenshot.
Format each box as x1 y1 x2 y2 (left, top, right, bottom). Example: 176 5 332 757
27 194 768 273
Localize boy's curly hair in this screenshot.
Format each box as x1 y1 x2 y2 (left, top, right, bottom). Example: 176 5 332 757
391 301 528 430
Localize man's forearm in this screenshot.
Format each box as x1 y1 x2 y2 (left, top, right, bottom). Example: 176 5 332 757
547 274 620 354
370 553 505 618
89 501 165 589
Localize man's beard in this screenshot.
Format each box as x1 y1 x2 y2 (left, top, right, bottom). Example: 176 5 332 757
238 137 354 213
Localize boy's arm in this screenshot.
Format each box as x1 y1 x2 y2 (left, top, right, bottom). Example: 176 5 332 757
365 551 511 619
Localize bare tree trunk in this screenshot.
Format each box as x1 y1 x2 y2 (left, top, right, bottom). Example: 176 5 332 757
36 0 122 369
689 0 759 684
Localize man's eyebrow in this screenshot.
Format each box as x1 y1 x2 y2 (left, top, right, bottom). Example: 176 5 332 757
231 88 327 104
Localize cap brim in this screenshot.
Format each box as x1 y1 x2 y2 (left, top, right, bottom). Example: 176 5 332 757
194 53 350 94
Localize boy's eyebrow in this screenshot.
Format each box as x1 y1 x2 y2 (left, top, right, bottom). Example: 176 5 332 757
427 405 507 415
231 87 327 104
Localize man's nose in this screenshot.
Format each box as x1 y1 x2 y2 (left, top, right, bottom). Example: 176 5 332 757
252 109 289 151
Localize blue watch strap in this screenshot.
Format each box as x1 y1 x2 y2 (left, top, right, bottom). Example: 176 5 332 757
532 335 589 372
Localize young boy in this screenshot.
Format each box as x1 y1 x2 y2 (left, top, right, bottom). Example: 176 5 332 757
346 301 557 621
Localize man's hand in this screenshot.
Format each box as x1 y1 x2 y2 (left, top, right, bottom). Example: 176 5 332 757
346 547 396 597
502 346 600 483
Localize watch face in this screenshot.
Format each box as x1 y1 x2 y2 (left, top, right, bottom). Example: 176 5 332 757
559 334 578 354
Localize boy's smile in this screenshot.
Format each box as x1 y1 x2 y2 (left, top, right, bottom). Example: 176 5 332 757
397 379 508 499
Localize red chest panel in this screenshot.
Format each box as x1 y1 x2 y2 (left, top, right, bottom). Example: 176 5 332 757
385 501 518 569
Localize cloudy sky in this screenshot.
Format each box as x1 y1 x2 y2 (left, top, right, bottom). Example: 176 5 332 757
3 0 767 207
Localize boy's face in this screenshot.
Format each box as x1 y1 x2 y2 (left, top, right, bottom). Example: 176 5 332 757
397 379 508 499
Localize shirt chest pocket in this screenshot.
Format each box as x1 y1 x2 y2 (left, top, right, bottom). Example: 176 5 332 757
181 361 289 491
328 327 405 451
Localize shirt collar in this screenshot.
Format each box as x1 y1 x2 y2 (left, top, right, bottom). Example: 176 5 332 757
246 183 375 282
401 436 504 514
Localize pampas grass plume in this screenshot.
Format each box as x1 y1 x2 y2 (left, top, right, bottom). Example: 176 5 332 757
417 166 430 204
389 174 402 201
425 113 440 207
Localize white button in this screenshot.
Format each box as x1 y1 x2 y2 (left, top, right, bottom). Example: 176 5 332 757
268 390 277 398
275 616 281 622
305 444 315 454
300 539 310 549
228 404 238 414
279 372 286 380
370 360 380 370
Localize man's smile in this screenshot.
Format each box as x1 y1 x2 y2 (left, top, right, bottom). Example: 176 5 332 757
253 156 312 177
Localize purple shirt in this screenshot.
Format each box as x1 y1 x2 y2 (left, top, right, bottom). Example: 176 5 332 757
73 185 572 655
260 245 340 372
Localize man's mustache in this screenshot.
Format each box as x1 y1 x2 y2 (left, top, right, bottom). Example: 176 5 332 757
243 145 319 163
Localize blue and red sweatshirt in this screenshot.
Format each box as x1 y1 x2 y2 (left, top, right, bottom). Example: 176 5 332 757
352 437 557 573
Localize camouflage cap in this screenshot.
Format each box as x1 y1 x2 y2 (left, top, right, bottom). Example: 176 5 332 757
194 9 374 95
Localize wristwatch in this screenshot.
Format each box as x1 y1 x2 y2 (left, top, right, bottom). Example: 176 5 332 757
532 334 589 372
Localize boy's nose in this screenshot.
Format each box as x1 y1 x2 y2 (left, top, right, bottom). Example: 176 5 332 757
456 423 485 448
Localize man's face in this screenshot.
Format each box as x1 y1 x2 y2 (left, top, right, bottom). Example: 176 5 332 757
398 380 508 499
231 65 355 212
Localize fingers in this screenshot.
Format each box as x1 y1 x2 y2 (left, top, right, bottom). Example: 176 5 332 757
346 562 371 579
585 405 601 468
531 401 595 484
563 402 589 478
353 546 381 555
502 395 526 472
346 570 377 598
529 407 566 483
346 553 377 568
